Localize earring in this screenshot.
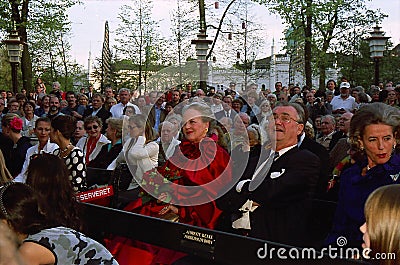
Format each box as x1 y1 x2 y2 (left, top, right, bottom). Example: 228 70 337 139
360 146 364 151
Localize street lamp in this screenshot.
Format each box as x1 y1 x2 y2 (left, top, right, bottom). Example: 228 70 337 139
3 25 24 94
191 0 212 91
191 33 212 90
367 25 390 86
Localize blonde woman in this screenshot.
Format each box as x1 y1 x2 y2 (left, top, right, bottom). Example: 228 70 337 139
361 185 400 265
0 149 12 185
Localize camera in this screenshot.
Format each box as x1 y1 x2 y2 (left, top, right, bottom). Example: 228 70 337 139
315 97 323 103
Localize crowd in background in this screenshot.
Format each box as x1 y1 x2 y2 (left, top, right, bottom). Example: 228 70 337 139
0 76 400 265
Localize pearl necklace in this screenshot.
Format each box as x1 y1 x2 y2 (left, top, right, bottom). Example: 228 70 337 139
59 143 72 156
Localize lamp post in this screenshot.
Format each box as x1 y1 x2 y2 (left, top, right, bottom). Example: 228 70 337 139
367 25 390 86
3 25 24 95
191 0 212 91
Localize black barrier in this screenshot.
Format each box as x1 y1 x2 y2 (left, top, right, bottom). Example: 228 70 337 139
307 199 338 247
86 167 113 188
81 203 370 265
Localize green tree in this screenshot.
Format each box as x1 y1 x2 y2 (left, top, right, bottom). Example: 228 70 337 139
114 0 163 94
168 0 198 87
0 0 81 92
256 0 386 90
338 40 400 88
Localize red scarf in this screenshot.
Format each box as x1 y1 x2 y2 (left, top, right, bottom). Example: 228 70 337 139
85 135 100 164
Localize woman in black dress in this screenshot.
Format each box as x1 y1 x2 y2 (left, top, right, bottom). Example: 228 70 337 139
1 113 32 177
50 115 87 192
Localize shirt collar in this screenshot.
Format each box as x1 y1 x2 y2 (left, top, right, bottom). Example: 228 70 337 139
276 144 297 157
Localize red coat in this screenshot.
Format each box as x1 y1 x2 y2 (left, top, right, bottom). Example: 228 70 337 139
107 137 232 265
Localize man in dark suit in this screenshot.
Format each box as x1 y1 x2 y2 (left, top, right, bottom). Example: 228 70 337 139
228 102 320 246
83 93 111 133
147 93 167 132
298 133 330 201
214 95 237 121
86 84 94 103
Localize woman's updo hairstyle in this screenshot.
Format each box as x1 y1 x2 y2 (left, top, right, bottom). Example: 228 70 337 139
349 102 400 152
51 115 77 140
1 113 22 133
182 102 216 135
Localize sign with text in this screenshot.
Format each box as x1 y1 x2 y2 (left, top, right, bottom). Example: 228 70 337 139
77 186 114 202
180 229 216 258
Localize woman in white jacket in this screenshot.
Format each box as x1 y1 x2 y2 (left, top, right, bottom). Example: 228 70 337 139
114 114 158 206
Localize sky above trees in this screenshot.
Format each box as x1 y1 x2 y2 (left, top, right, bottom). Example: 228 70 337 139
68 0 400 67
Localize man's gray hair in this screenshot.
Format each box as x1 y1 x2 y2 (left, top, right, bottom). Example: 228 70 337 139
118 88 131 94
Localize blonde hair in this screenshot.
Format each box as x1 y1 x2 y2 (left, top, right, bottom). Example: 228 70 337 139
1 113 21 133
106 118 123 139
364 185 400 265
0 150 12 185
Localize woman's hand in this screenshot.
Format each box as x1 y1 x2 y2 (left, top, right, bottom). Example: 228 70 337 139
157 192 171 204
158 204 178 215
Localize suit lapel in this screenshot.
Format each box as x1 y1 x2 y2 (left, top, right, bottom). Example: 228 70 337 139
269 147 299 177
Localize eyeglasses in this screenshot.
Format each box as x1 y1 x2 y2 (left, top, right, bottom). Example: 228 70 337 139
86 125 99 130
273 113 299 123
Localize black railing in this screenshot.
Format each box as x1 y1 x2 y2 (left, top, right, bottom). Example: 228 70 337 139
81 203 369 265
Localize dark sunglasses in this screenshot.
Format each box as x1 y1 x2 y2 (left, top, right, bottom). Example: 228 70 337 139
86 125 99 130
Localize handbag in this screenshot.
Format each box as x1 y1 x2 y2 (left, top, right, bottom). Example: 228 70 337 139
110 138 137 208
158 212 180 222
111 138 137 191
112 163 136 191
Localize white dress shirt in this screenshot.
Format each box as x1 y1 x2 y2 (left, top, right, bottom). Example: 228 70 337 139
14 141 59 183
110 102 141 118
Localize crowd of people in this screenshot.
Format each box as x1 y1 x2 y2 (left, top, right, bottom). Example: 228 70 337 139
0 77 399 265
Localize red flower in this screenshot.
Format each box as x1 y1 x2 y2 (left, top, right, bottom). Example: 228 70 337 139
139 167 182 205
9 117 23 131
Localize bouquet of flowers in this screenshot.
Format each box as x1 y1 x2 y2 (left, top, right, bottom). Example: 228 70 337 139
139 166 182 205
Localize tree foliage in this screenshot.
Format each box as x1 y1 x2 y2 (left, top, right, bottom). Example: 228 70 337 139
255 0 387 89
0 0 83 92
114 0 164 93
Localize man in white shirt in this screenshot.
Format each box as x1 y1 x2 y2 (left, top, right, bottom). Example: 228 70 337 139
110 88 140 118
210 93 224 113
330 82 357 114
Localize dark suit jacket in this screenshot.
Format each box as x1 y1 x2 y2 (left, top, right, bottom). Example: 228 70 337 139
214 109 237 121
147 105 167 130
85 92 93 101
329 131 346 151
83 107 112 133
238 147 320 246
299 136 330 199
88 142 122 169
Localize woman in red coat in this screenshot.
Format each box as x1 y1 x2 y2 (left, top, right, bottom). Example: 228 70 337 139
108 102 232 265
